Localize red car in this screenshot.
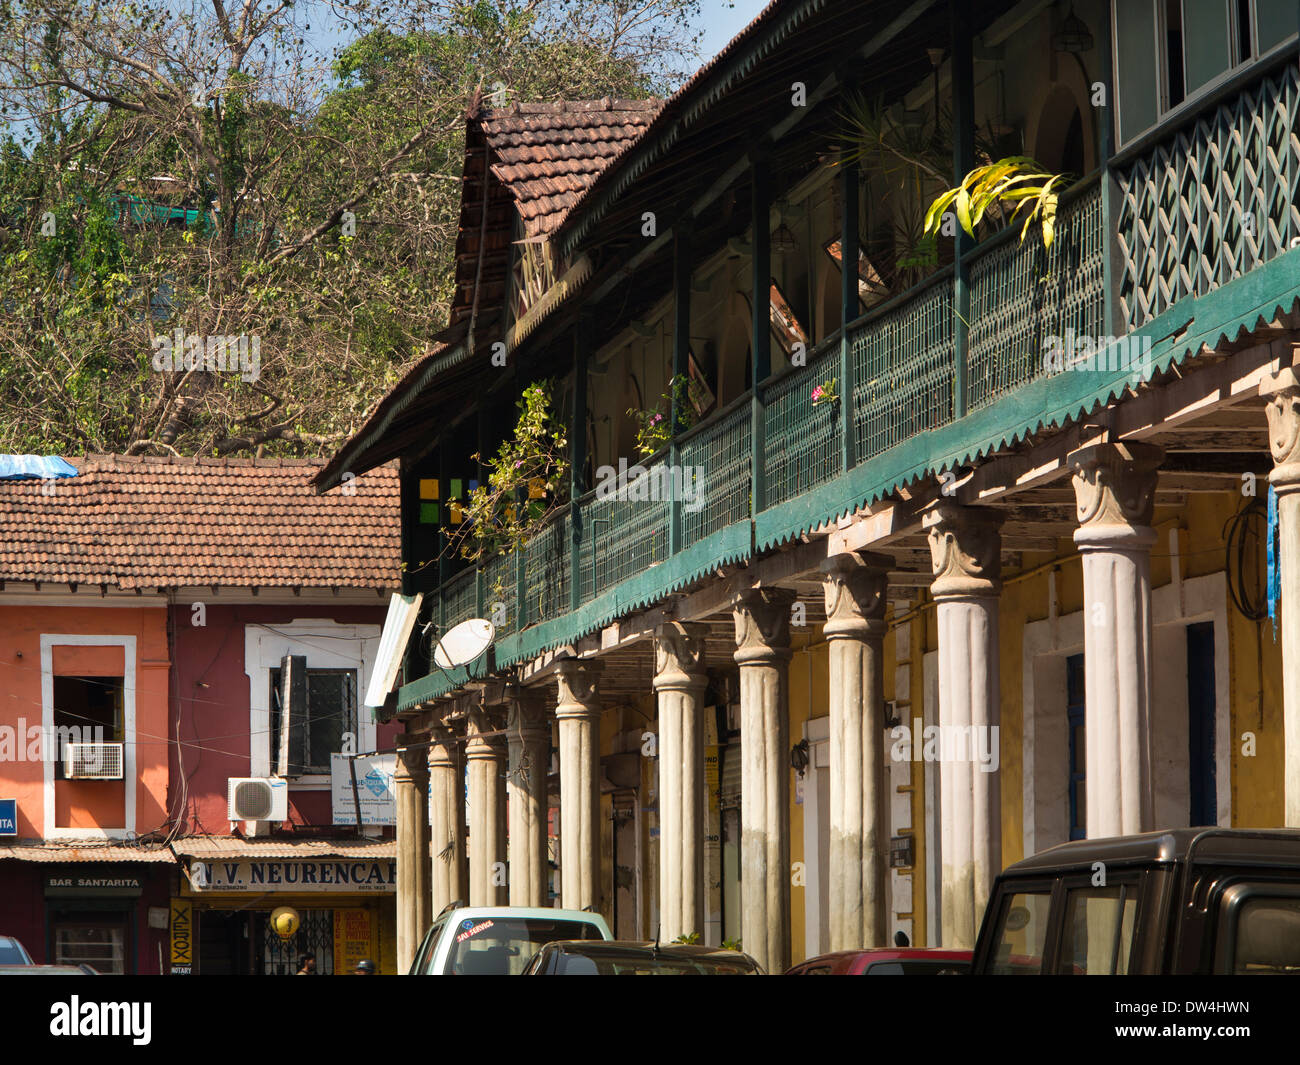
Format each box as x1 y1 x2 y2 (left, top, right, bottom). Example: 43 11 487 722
786 948 971 975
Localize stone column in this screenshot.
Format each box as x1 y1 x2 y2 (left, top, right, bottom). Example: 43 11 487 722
1263 367 1300 826
466 709 507 906
653 621 709 942
820 551 891 951
394 735 431 972
924 503 1002 950
428 727 467 914
507 686 552 906
554 658 604 912
1069 442 1163 838
732 587 795 974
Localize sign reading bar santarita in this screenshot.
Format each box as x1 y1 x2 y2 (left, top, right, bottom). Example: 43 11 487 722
185 859 396 893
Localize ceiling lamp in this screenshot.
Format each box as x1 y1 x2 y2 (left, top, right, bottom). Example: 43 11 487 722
1052 4 1094 54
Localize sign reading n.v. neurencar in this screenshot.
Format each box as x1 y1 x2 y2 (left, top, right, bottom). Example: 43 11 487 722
186 859 397 893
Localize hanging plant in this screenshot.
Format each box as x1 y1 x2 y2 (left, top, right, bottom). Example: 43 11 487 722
628 373 698 458
923 157 1073 250
811 377 839 407
449 380 569 563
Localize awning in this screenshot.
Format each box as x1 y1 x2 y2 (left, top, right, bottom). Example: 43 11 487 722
0 840 176 863
169 836 396 860
363 592 423 710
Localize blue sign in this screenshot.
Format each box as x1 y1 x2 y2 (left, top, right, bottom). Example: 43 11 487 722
0 799 16 836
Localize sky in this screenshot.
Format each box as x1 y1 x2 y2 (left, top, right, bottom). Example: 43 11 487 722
697 0 770 62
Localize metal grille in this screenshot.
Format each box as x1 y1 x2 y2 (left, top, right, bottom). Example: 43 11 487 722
482 551 516 636
967 180 1104 412
441 568 478 630
762 342 842 510
262 909 334 975
1117 60 1300 329
521 511 570 626
578 462 669 603
852 278 954 461
679 401 752 544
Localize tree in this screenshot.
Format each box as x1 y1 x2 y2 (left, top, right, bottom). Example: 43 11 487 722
0 0 700 457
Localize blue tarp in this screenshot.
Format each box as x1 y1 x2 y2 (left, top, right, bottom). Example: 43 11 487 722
0 455 78 480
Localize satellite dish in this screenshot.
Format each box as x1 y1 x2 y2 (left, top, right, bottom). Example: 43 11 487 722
433 618 495 669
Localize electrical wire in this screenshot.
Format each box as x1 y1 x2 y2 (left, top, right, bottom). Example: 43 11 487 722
1224 497 1269 621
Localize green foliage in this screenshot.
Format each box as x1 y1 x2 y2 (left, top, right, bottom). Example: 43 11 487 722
671 931 701 944
721 937 742 951
453 381 569 562
924 158 1073 250
627 374 699 458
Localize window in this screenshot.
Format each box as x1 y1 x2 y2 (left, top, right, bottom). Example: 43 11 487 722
1231 895 1300 973
986 890 1054 974
444 917 604 976
54 922 126 974
1067 654 1086 841
52 675 123 780
1058 884 1139 974
268 667 357 776
1114 0 1299 145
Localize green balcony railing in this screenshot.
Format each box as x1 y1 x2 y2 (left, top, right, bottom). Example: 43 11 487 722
967 180 1106 412
1116 52 1300 330
403 56 1300 704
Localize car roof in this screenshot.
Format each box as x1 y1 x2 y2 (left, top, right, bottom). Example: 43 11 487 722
543 940 754 960
440 907 606 921
1000 827 1300 876
794 948 972 966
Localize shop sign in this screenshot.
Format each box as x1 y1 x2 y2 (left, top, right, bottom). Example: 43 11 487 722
44 872 144 897
170 899 193 974
333 909 373 972
0 798 16 836
330 753 396 826
186 859 396 893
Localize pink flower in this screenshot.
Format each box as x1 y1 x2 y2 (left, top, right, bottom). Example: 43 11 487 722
651 413 663 424
514 459 524 468
811 386 824 401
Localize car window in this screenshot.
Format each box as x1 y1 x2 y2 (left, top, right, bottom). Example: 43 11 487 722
410 919 445 975
987 890 1054 974
865 960 970 975
1232 896 1300 974
795 964 832 975
0 940 30 964
554 950 758 974
446 919 604 975
1058 884 1138 974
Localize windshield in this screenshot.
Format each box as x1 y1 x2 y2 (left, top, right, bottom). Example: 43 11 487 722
0 940 31 964
446 918 604 975
553 950 759 975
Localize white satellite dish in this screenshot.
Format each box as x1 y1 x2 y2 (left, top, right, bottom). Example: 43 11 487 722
433 617 495 669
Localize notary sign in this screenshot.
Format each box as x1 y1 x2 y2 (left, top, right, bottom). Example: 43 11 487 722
330 752 396 825
186 859 397 893
0 798 16 836
170 899 193 975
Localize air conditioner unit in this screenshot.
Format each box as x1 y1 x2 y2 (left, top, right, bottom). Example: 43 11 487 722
227 777 288 822
64 742 124 780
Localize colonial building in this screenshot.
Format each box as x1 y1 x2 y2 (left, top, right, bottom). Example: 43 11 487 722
0 455 402 972
316 0 1300 972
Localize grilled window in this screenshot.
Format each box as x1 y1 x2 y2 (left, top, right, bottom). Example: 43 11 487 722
269 667 357 776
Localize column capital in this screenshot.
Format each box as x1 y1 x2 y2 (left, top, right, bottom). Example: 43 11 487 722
465 710 505 761
1069 441 1163 548
653 621 709 692
924 503 1003 598
506 684 551 740
732 587 795 666
554 658 603 721
394 735 430 783
427 726 459 770
1261 366 1300 491
820 551 890 640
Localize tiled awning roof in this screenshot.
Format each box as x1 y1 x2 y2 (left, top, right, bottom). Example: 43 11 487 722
0 841 177 863
0 454 400 591
169 836 396 860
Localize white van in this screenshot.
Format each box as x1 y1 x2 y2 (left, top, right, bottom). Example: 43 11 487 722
408 906 613 975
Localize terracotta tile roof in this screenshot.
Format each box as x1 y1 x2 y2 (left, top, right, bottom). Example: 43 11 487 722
0 840 176 862
479 99 661 238
170 836 395 859
0 455 400 591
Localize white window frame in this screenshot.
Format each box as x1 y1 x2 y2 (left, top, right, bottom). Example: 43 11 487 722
40 634 137 839
245 620 381 790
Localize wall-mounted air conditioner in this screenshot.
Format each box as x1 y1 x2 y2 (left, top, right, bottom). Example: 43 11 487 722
64 742 124 780
227 777 288 822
